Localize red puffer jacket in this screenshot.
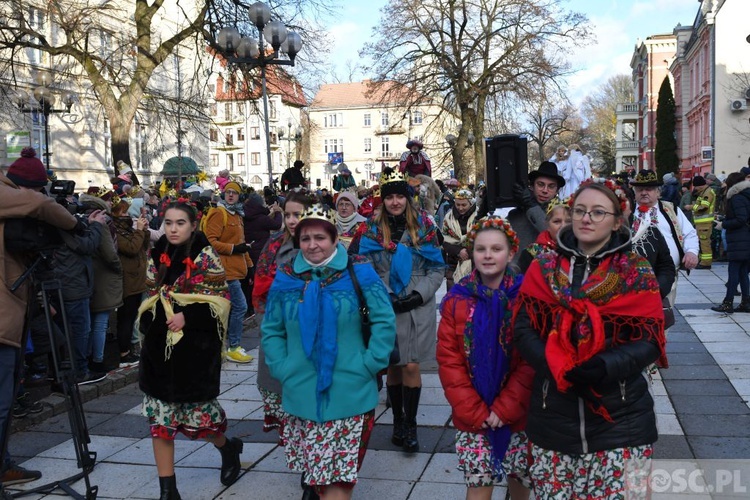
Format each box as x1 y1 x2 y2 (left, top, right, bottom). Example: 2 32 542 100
437 294 533 433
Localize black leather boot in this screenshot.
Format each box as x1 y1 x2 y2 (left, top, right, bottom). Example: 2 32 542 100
159 475 181 500
217 437 244 486
736 297 750 313
711 300 734 313
402 386 421 453
387 384 405 446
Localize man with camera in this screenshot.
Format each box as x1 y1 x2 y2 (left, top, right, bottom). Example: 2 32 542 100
0 148 81 495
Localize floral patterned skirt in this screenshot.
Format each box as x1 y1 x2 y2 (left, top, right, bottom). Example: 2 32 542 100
529 443 652 499
455 430 531 488
259 387 287 441
283 410 375 489
142 395 227 441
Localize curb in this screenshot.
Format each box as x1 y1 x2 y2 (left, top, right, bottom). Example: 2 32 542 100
11 366 140 433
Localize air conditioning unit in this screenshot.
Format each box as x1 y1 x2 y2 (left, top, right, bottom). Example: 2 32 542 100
745 87 750 100
731 100 747 111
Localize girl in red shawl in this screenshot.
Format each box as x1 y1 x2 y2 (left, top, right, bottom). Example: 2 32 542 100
517 198 570 274
513 183 667 499
437 217 533 500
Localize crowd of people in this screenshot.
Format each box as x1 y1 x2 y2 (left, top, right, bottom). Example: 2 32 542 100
2 141 750 499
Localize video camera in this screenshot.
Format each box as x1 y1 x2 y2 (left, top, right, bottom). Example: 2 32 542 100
48 180 85 215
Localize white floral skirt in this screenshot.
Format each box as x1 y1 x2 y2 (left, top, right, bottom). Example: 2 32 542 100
455 430 531 488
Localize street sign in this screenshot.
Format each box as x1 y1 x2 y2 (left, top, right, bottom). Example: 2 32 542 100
328 152 344 164
6 131 31 159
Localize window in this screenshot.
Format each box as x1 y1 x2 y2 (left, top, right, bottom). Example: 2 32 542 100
224 102 232 118
238 153 245 166
225 130 233 146
364 113 371 127
364 138 371 153
270 101 277 120
324 139 343 153
324 113 344 128
237 128 244 141
99 30 112 62
251 152 261 165
208 83 216 94
412 110 423 124
381 112 389 127
209 103 217 116
223 80 231 93
209 128 218 142
210 154 219 167
381 137 389 155
237 102 245 116
250 127 260 140
26 7 46 64
227 154 234 171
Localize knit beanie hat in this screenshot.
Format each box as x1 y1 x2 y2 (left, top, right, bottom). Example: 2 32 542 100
379 167 410 198
6 147 48 187
335 191 359 209
224 181 242 193
692 175 707 187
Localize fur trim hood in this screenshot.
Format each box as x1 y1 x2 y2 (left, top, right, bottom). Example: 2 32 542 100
727 180 750 200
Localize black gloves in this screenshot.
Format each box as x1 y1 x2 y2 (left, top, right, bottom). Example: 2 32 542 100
565 357 607 387
512 183 535 211
392 291 423 314
231 243 250 254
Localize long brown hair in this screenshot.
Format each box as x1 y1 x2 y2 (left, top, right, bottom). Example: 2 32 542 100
374 196 420 246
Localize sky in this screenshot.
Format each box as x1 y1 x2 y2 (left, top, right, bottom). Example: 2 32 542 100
325 0 699 103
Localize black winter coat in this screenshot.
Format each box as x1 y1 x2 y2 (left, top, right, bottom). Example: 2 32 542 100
514 226 661 454
243 200 282 266
139 232 223 403
723 180 750 262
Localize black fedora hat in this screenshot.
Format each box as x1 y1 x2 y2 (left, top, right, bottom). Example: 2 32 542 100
630 169 662 187
528 161 565 188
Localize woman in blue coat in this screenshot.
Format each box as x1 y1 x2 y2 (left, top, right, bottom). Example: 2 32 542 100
262 203 396 500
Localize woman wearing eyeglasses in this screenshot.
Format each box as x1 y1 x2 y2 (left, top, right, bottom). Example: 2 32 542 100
513 183 667 499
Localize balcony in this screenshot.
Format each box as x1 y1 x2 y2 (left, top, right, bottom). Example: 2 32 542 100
616 140 639 151
374 126 406 136
616 103 639 120
376 151 400 161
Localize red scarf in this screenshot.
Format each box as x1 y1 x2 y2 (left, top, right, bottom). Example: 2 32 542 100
513 251 667 420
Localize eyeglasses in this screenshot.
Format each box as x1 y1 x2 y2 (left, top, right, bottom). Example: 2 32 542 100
571 208 615 223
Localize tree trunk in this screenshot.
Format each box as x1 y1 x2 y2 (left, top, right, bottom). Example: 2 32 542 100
110 120 139 185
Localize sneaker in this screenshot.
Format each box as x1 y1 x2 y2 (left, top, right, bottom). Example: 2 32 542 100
1 461 42 486
226 346 253 364
695 264 712 270
119 352 140 368
76 371 108 386
242 314 256 326
89 361 109 374
11 403 28 419
16 392 43 414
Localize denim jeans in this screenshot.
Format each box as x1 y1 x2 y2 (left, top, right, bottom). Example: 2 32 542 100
64 298 92 376
89 310 111 364
226 280 247 348
0 344 17 471
724 260 750 302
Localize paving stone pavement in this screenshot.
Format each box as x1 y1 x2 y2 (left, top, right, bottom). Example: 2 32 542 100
6 265 750 499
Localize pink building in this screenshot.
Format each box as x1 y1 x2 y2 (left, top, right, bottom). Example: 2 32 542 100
671 15 713 177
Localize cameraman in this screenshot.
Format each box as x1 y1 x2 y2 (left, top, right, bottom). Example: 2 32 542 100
0 148 78 493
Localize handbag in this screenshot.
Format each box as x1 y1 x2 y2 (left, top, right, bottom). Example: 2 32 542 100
347 260 400 365
662 297 675 329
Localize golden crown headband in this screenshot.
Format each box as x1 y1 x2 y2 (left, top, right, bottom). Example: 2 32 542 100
379 168 406 185
545 196 571 216
466 216 520 254
299 203 336 225
635 170 658 184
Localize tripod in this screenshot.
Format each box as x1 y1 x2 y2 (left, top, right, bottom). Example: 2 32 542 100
7 256 98 499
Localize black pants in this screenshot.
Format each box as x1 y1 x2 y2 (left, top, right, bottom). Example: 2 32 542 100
117 294 142 354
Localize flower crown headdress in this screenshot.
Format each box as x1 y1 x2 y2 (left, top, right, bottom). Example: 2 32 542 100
454 188 475 201
466 216 519 254
577 179 629 213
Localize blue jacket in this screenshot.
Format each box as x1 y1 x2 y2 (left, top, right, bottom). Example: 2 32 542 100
261 245 396 422
724 180 750 261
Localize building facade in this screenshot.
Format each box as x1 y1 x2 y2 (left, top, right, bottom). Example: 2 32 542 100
308 80 458 189
0 0 210 190
207 65 306 192
614 34 677 173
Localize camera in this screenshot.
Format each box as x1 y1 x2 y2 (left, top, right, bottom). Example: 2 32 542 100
48 180 85 215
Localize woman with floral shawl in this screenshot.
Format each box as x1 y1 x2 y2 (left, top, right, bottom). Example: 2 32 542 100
513 183 667 499
137 201 242 499
353 167 445 453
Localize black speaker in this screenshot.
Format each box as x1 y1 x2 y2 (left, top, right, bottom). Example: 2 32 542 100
485 134 528 212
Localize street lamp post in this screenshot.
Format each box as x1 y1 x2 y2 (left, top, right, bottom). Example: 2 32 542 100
16 75 76 171
214 1 303 188
278 118 302 170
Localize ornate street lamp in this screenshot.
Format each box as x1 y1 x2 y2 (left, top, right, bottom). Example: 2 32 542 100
277 118 302 170
16 74 76 171
214 1 303 187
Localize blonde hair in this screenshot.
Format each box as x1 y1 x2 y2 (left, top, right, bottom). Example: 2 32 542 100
374 197 420 246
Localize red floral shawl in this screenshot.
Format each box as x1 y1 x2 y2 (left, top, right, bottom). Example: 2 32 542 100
514 250 667 396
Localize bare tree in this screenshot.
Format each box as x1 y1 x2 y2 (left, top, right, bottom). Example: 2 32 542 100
361 0 590 181
0 0 335 174
580 74 634 175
